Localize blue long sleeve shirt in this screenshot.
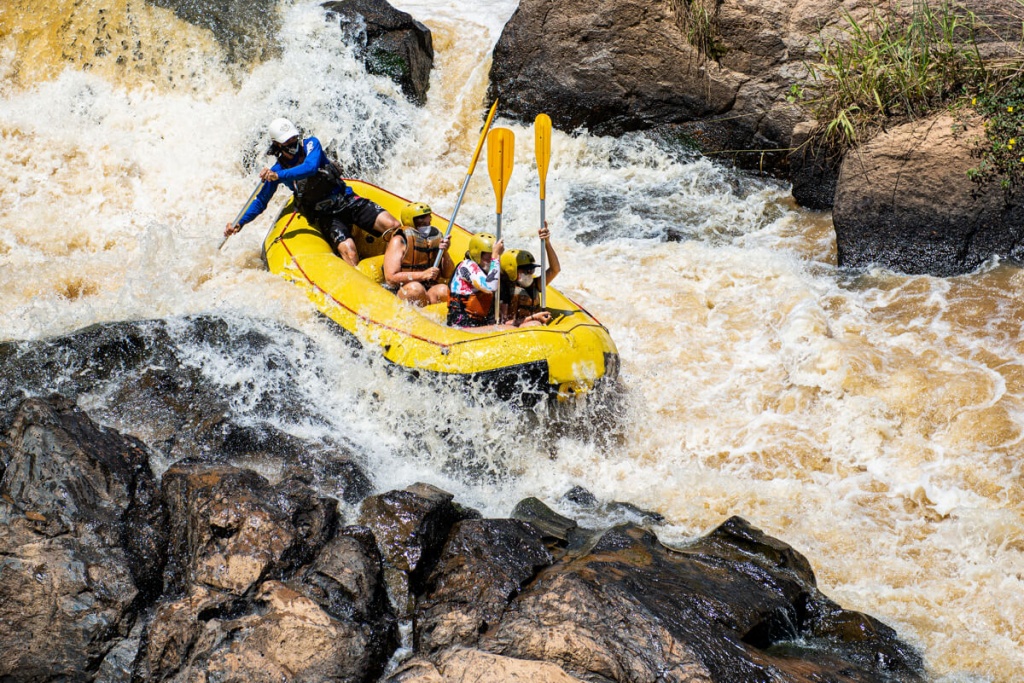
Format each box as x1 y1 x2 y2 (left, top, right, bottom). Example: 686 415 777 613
237 137 353 226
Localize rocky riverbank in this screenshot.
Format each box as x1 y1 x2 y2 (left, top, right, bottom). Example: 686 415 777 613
0 318 926 681
486 0 1024 276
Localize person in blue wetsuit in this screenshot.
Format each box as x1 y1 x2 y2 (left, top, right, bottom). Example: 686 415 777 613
223 118 401 266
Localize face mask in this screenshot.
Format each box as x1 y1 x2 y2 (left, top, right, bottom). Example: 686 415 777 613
517 272 535 287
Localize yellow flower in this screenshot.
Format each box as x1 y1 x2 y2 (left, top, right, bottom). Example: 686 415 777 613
972 97 977 105
1009 106 1016 113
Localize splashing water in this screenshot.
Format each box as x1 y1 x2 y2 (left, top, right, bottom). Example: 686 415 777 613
1 1 1023 680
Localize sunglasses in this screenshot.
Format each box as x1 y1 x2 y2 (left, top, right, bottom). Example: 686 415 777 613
269 137 301 156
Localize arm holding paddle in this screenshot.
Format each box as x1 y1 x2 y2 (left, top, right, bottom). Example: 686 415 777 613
221 180 274 248
538 222 560 285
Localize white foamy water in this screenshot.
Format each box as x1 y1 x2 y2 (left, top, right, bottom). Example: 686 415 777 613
2 2 1023 681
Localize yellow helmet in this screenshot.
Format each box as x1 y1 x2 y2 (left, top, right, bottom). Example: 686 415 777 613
500 249 539 281
467 232 496 265
400 201 432 227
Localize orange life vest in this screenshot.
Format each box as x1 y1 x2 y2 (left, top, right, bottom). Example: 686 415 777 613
459 290 494 319
400 227 442 272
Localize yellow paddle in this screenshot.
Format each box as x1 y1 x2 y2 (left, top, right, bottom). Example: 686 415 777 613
487 127 515 321
219 180 264 250
535 113 552 308
432 99 500 268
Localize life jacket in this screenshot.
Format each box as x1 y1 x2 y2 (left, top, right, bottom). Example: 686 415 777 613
399 227 442 272
511 283 542 316
450 289 495 323
287 143 349 213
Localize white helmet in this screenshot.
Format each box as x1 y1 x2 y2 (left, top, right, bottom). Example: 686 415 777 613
268 118 300 144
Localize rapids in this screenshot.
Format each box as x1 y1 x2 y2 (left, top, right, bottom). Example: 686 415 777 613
1 1 1022 680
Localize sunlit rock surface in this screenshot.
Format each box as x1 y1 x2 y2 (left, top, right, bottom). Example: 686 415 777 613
834 113 1024 276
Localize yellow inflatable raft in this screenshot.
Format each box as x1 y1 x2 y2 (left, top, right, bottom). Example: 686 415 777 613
262 180 618 399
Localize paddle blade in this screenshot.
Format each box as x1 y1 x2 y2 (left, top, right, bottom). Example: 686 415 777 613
487 127 515 214
535 114 552 200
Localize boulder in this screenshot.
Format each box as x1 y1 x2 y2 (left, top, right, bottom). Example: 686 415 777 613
145 0 281 63
358 483 480 616
415 519 553 653
488 0 827 173
143 580 393 682
324 0 434 105
0 396 166 680
0 317 373 502
387 648 585 682
833 112 1024 275
160 462 338 597
141 497 396 681
412 514 924 682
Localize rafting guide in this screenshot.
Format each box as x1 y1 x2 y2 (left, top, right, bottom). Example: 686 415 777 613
223 118 402 266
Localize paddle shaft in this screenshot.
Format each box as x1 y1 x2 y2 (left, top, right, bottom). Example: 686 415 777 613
534 114 552 309
494 212 502 322
540 199 547 308
433 100 500 268
219 180 264 251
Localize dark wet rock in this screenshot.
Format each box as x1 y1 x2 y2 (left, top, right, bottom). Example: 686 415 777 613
161 462 338 597
409 515 924 682
145 0 280 63
0 396 166 680
358 483 480 616
0 317 373 501
834 112 1024 276
510 496 577 542
296 525 393 625
415 519 553 653
324 0 434 105
788 121 842 211
561 485 598 507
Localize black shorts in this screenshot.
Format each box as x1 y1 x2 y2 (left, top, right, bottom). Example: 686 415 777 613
311 197 385 249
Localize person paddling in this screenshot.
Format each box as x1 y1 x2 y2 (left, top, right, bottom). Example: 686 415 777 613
224 118 401 266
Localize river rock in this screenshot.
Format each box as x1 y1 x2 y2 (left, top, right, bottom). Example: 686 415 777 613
833 112 1024 275
358 483 480 616
409 514 924 682
145 0 280 63
161 462 338 597
0 396 166 680
415 519 553 654
388 648 585 682
0 317 373 501
488 0 834 173
324 0 434 105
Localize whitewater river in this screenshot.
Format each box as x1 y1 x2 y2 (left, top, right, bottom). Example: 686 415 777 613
1 1 1022 680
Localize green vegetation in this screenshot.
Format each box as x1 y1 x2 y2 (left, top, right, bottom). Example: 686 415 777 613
796 0 1023 189
966 75 1024 190
681 0 726 61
